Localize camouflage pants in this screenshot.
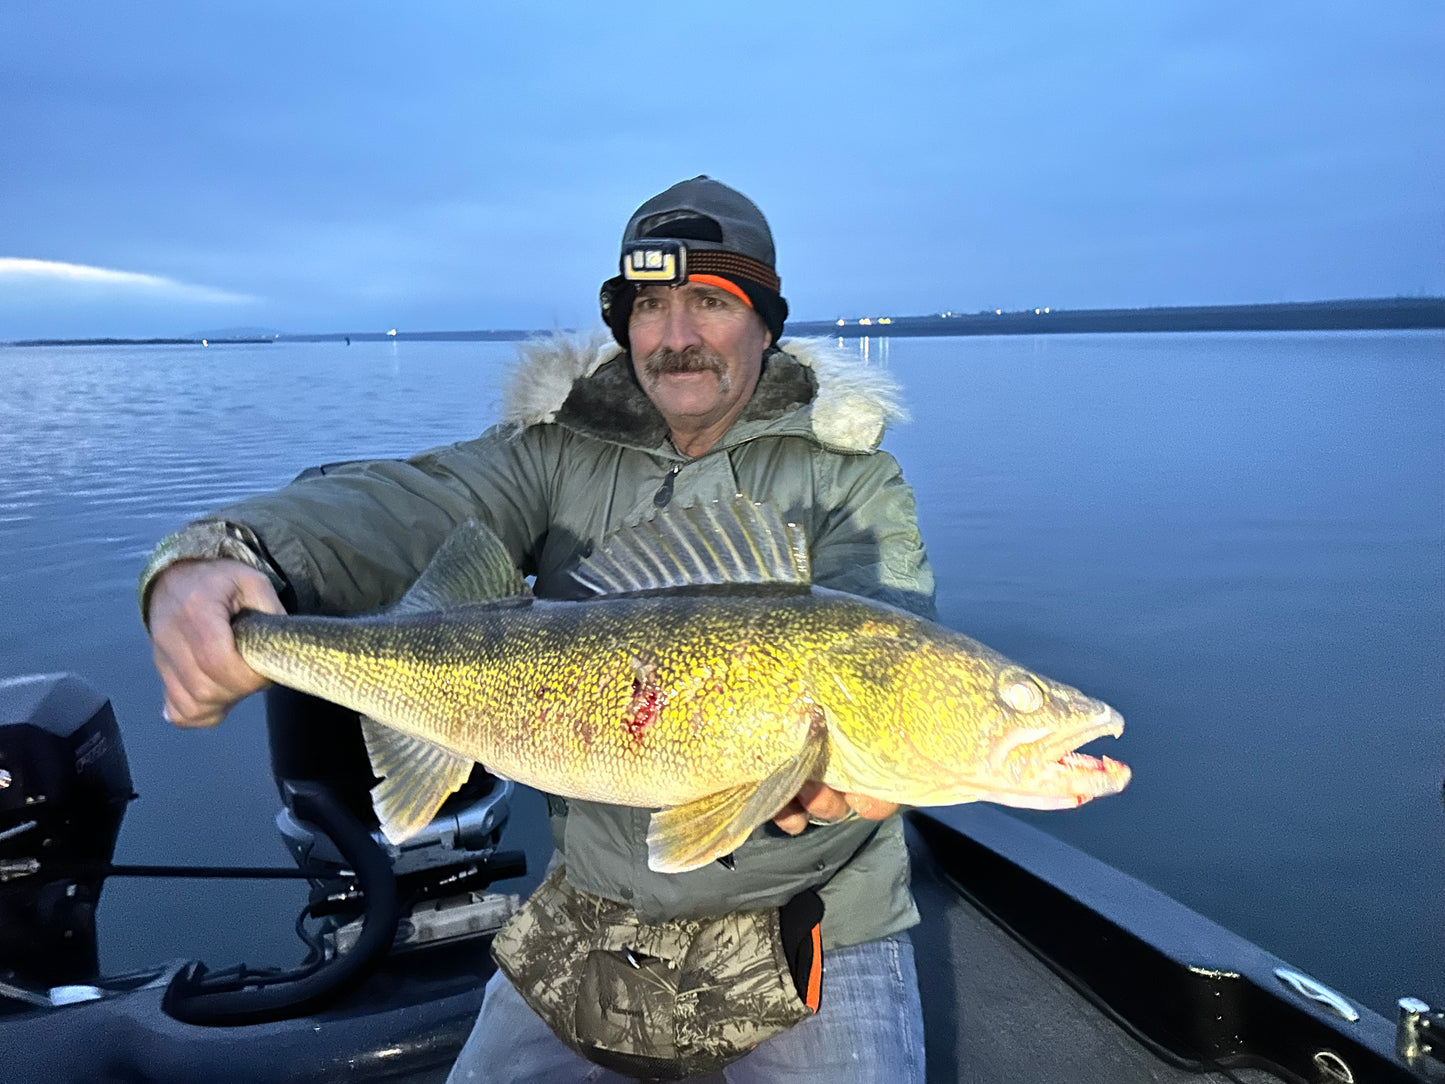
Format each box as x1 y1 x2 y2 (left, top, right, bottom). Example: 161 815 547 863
447 935 924 1083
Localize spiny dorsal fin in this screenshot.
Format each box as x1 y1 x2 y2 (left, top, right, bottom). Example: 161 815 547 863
572 495 811 597
394 519 530 613
360 717 476 844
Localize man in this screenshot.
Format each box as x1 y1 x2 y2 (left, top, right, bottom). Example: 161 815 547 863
141 177 933 1081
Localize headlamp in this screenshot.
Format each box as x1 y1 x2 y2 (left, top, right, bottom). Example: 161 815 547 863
621 240 687 286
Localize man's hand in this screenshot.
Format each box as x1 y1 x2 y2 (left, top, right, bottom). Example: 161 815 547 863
772 780 899 835
147 558 285 728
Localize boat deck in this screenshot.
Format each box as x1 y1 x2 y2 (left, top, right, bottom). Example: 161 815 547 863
909 824 1282 1083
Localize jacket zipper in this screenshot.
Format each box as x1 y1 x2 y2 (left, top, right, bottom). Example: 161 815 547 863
653 463 682 508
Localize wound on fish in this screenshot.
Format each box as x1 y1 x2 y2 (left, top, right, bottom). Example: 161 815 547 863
624 657 663 740
624 678 663 739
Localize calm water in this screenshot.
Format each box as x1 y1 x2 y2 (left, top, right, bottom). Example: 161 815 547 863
0 332 1439 1017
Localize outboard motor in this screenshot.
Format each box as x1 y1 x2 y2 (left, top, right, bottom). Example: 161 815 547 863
0 670 522 1029
0 673 133 994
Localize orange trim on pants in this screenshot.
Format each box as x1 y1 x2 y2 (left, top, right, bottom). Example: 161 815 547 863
805 925 823 1012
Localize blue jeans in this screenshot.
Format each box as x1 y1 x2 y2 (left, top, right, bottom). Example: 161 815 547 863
447 936 925 1083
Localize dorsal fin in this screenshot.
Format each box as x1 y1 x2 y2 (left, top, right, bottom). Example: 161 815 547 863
394 519 531 613
573 495 811 597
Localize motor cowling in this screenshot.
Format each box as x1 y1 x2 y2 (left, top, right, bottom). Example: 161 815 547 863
0 673 133 992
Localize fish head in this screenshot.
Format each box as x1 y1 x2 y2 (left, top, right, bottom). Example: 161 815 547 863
957 659 1130 810
814 627 1130 810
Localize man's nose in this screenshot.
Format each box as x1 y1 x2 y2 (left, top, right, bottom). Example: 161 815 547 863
660 302 702 351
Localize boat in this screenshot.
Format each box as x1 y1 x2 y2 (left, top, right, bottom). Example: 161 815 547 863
0 672 1438 1082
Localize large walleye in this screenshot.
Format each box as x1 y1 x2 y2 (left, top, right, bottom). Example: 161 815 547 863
232 497 1130 873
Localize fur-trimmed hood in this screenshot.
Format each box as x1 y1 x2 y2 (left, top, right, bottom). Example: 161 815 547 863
500 331 906 454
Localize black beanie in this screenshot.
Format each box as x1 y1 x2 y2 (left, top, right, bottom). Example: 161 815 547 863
600 176 788 349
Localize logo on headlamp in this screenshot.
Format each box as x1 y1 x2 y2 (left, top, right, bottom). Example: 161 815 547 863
621 240 688 285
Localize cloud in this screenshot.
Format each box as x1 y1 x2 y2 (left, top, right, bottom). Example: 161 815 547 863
0 257 257 304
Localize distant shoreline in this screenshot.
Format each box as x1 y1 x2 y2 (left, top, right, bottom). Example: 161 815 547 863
4 336 281 347
797 296 1445 338
6 296 1441 347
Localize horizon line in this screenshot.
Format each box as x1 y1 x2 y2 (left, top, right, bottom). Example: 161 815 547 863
5 295 1444 346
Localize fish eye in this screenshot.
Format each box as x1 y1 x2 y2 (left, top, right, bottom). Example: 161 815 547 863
1000 676 1045 713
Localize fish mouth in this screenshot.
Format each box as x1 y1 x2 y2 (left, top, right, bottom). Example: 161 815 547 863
1022 703 1124 766
974 704 1131 810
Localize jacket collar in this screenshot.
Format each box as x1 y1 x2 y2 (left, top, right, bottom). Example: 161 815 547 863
500 331 906 455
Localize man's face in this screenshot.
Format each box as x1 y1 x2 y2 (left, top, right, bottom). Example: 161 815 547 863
629 281 772 439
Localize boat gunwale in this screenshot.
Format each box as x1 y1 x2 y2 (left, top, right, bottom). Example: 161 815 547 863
908 805 1427 1083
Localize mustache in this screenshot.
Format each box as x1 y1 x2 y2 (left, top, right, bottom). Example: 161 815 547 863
641 345 726 378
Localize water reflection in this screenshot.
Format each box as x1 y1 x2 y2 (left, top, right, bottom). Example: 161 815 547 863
836 335 891 365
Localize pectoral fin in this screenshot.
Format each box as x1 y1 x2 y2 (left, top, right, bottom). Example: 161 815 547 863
646 730 826 874
360 717 476 844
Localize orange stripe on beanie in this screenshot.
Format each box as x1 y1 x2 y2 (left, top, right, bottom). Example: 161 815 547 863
687 274 754 308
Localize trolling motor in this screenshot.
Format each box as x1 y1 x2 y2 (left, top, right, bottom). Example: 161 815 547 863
265 686 524 953
162 688 526 1025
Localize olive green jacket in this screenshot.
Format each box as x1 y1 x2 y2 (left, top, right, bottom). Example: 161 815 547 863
144 333 936 949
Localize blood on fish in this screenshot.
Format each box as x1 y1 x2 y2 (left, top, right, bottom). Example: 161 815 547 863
624 674 663 740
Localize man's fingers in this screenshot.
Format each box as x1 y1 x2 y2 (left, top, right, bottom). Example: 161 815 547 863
190 624 266 695
147 559 280 728
155 641 234 726
795 780 851 822
845 793 900 821
154 629 252 707
771 799 810 836
771 782 897 835
160 681 223 729
166 700 224 729
231 572 287 617
769 782 900 835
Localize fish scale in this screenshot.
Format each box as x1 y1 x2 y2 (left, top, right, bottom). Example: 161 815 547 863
230 498 1130 873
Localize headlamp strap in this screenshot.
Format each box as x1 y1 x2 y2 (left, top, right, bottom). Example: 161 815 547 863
621 242 781 295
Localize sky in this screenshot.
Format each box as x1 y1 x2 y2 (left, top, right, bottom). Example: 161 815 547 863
1 1 1441 339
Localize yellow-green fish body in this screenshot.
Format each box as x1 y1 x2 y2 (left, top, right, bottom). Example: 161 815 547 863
240 593 826 807
232 499 1130 872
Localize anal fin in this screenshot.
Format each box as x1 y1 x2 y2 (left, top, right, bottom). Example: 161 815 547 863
360 717 476 844
646 730 826 874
